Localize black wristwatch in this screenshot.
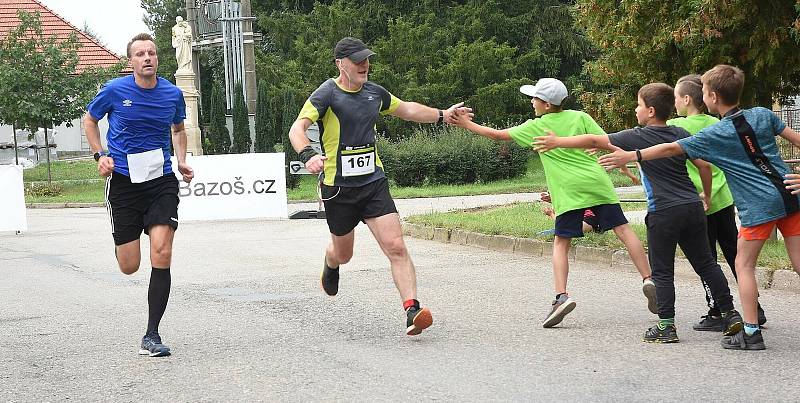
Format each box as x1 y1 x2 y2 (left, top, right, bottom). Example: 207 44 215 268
437 109 444 124
93 151 106 161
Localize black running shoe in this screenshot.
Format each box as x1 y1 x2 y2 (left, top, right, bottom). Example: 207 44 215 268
320 260 339 296
542 294 576 328
643 323 679 343
757 305 767 326
405 306 433 336
721 309 744 336
693 314 725 332
721 329 766 351
139 332 171 357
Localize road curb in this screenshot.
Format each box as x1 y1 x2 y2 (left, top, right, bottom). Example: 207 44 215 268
403 222 788 292
27 202 105 208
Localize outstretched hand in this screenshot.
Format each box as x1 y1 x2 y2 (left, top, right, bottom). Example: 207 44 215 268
597 144 635 171
785 172 800 195
448 110 474 128
443 102 474 125
532 131 560 153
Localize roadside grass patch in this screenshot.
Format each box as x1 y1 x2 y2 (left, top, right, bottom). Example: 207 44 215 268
407 201 790 269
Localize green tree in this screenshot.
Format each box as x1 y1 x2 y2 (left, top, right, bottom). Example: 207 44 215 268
141 0 184 83
204 84 230 154
575 0 800 130
254 81 276 152
230 82 252 153
251 0 593 138
0 10 122 182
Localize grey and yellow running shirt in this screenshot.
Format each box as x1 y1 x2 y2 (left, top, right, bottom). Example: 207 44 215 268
297 78 401 186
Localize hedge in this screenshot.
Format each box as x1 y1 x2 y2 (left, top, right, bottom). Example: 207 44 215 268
377 125 529 187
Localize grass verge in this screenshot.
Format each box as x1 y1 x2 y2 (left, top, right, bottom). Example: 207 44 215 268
22 157 641 203
406 202 791 270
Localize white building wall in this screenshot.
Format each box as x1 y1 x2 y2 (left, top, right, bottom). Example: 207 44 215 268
0 117 109 152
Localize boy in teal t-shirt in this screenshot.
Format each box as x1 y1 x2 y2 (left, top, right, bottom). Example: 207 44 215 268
667 74 767 329
451 78 656 328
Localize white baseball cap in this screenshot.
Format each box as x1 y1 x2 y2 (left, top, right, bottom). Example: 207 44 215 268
520 78 568 105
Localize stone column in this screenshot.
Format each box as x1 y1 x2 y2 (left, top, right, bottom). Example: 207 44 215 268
175 71 203 156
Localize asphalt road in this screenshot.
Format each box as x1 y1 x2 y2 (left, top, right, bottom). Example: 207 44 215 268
2 197 800 402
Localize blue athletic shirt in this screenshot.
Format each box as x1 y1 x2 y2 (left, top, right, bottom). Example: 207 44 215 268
87 75 186 177
677 107 799 227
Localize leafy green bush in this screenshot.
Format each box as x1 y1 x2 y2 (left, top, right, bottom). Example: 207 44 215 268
378 125 529 186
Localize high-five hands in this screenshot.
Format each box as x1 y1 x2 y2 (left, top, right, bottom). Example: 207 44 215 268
443 102 474 125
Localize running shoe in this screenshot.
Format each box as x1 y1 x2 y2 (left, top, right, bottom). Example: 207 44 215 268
643 323 679 343
692 314 725 332
139 332 171 357
721 329 766 351
320 260 339 296
542 294 576 328
406 306 433 336
721 309 744 336
642 278 657 314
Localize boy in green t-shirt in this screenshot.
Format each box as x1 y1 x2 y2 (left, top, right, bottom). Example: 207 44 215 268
667 74 766 330
451 78 656 328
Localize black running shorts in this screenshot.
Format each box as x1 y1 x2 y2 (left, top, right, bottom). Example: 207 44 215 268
105 172 180 245
555 203 627 238
320 177 398 236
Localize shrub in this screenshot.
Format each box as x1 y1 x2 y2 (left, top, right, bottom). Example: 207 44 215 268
26 182 63 197
378 125 529 186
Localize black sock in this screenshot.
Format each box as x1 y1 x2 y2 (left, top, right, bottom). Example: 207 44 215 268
147 267 171 335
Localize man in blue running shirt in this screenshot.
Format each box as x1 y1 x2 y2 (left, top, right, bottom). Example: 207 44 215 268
84 33 194 358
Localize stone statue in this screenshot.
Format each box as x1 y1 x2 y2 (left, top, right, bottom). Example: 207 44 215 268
172 16 193 72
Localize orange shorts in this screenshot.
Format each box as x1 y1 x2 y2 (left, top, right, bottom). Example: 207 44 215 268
739 210 800 241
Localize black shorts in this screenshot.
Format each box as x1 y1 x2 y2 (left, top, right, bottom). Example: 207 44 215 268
106 172 180 246
554 203 628 238
320 178 398 236
583 214 602 233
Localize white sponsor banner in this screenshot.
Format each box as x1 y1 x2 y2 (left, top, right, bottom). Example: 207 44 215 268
0 165 27 231
172 153 288 221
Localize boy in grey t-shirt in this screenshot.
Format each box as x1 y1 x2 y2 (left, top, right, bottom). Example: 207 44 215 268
533 83 743 344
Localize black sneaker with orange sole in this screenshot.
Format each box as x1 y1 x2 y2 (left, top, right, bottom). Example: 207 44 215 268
406 306 433 336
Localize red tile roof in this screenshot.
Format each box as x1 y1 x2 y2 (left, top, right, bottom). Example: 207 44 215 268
0 0 132 73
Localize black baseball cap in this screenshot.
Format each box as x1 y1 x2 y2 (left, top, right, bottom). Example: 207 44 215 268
334 37 375 63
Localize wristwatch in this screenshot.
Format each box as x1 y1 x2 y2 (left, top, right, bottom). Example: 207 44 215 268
93 151 106 161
